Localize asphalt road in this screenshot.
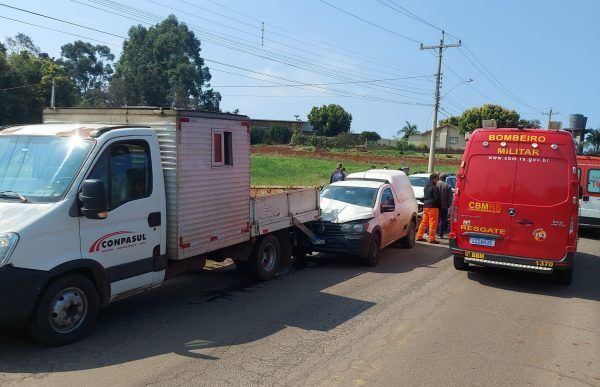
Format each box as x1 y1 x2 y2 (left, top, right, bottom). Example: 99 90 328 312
1 231 599 386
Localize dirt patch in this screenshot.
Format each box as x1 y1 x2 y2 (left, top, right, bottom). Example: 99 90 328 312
252 145 461 167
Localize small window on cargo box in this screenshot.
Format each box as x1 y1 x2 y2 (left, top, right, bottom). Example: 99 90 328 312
224 132 233 166
212 130 233 167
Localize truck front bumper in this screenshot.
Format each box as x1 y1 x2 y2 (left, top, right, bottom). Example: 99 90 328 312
0 265 47 329
449 239 575 274
579 216 600 228
311 232 372 257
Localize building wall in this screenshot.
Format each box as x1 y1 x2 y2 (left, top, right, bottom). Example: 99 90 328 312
407 125 466 149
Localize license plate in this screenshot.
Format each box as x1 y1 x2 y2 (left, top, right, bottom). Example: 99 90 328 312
465 251 485 259
469 237 495 247
313 238 325 245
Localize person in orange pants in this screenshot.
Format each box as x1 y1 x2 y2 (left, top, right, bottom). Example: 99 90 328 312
416 173 441 244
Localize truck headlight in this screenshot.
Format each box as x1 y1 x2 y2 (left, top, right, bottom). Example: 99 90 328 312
341 222 367 234
0 233 19 267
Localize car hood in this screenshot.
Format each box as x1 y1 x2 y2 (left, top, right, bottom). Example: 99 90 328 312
319 197 375 223
0 201 55 232
412 186 424 200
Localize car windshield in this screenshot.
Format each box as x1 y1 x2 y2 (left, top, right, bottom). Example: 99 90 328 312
409 176 429 187
321 186 378 208
0 135 93 202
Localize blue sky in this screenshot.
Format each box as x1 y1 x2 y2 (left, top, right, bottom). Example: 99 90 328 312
1 0 598 138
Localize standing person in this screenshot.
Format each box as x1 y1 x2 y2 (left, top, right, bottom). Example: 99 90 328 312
416 173 441 244
332 167 346 182
436 173 452 238
330 163 343 183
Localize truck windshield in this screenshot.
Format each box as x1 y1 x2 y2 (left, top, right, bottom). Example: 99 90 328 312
0 135 93 203
321 186 378 208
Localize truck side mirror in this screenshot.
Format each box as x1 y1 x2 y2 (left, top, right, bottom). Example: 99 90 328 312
80 179 108 219
579 185 583 199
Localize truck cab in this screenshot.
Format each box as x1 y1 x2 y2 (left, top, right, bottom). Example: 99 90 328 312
577 155 600 228
0 124 167 344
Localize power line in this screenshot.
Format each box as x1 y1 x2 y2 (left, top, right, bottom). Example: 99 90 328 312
0 3 126 39
0 83 40 92
0 15 120 47
318 0 421 44
73 0 435 101
204 0 424 74
211 74 434 88
458 45 541 110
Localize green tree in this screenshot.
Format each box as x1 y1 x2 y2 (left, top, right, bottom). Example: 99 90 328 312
441 104 520 134
586 129 600 153
109 15 220 111
0 35 77 124
58 41 114 106
307 104 352 136
5 33 40 55
518 119 541 129
398 121 419 139
267 124 293 144
360 130 381 142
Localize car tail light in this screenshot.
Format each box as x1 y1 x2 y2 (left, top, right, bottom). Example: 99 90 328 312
569 215 575 235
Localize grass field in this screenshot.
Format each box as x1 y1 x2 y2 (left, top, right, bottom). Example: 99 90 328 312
251 154 459 186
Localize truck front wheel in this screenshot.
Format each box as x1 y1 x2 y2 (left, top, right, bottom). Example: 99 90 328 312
29 274 100 346
250 235 282 281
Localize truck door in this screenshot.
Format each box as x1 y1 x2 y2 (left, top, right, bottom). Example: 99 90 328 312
581 167 600 224
79 139 163 296
458 141 516 255
508 143 573 260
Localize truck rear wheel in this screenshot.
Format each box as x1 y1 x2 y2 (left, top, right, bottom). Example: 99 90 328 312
453 255 469 271
250 235 281 281
29 274 100 346
553 268 573 286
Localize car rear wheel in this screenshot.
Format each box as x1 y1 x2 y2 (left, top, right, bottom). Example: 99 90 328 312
453 255 469 271
399 219 417 249
29 274 100 346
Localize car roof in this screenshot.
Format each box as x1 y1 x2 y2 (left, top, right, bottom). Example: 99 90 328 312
0 124 149 138
330 180 384 189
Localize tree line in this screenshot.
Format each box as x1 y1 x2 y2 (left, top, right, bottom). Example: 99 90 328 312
0 15 221 125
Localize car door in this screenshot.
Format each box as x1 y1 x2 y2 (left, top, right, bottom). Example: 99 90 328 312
79 138 162 296
379 187 399 246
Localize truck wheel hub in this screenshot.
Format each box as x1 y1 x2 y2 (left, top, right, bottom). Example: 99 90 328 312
49 287 88 333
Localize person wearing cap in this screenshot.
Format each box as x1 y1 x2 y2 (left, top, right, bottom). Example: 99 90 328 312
330 163 343 183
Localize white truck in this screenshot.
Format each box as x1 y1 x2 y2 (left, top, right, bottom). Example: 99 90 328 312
0 107 319 345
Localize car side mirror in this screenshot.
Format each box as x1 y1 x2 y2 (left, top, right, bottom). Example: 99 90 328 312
80 179 108 219
381 204 395 213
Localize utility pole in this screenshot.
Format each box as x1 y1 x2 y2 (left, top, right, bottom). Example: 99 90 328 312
420 31 461 173
542 107 559 129
50 78 56 109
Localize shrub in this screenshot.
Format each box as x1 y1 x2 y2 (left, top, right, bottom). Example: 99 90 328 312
330 132 363 149
290 132 312 146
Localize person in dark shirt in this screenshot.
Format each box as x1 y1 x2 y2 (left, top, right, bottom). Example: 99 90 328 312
330 163 343 183
436 173 453 238
416 173 441 244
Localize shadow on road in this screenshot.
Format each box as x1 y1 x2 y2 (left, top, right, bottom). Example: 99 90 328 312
0 242 449 374
467 251 600 302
